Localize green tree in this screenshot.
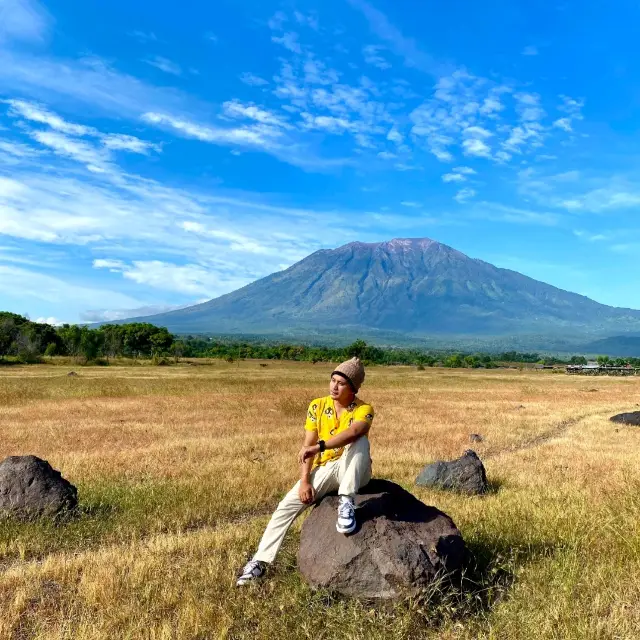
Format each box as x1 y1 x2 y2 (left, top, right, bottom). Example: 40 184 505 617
346 339 368 359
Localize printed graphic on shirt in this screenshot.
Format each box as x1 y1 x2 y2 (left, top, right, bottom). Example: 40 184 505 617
304 396 375 468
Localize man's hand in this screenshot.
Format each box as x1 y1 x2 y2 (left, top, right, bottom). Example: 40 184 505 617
297 444 320 465
298 479 315 504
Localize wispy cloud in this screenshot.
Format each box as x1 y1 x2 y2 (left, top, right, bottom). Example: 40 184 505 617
272 32 303 54
346 0 445 75
442 171 468 182
0 0 51 44
362 44 391 70
239 72 269 87
454 187 476 203
0 264 140 309
101 133 160 155
128 30 157 43
521 45 538 56
472 203 559 226
143 55 182 76
6 99 96 135
222 99 292 129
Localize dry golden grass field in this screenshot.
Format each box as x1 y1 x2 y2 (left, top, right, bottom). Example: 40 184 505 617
0 361 639 639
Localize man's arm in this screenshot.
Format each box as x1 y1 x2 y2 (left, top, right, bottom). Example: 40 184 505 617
298 421 370 463
297 429 318 504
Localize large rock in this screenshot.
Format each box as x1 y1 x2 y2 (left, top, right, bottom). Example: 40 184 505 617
416 450 488 495
0 456 78 519
610 411 640 426
298 479 465 599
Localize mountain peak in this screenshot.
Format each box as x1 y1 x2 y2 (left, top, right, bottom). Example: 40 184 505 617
117 236 640 341
344 237 441 252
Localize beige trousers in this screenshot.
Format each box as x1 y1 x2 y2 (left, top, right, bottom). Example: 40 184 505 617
253 436 372 564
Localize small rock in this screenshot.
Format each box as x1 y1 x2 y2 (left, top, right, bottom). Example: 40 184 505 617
515 404 526 410
416 450 488 495
67 371 78 377
298 479 465 599
0 456 78 520
610 412 640 426
469 433 484 443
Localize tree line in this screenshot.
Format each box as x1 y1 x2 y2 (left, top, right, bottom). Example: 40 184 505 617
0 313 173 363
3 312 640 368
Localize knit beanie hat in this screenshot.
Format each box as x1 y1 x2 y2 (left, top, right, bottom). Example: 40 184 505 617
332 357 366 393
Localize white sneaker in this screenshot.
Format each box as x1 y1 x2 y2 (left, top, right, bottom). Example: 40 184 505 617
236 560 267 586
336 496 356 534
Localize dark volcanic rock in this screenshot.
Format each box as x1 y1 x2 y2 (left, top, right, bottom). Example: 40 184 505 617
0 456 78 519
416 450 488 495
298 479 465 599
610 411 640 426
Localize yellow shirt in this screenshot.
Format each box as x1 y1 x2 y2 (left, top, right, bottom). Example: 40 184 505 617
304 396 375 468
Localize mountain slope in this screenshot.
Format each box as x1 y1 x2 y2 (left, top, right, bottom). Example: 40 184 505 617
123 238 640 338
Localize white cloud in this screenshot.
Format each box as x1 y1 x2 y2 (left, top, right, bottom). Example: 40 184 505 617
144 56 182 76
6 99 96 136
0 264 140 308
300 113 354 133
522 45 538 56
553 118 573 133
0 0 51 44
29 129 109 170
400 201 421 207
239 72 269 87
81 303 194 323
442 172 465 183
463 138 491 158
272 32 302 54
454 187 476 203
387 127 403 143
35 316 61 325
222 99 292 129
268 11 287 30
293 11 319 30
473 203 558 226
93 259 126 271
514 92 545 122
363 44 391 70
453 166 475 175
94 259 239 296
0 139 41 157
346 0 443 75
101 133 160 155
142 112 282 149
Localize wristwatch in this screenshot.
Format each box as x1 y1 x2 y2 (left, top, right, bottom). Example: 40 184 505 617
318 440 326 453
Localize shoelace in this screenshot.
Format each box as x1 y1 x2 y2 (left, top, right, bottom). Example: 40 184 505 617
338 500 354 518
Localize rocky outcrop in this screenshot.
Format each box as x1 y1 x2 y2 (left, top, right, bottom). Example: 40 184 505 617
0 456 78 519
298 479 465 599
416 450 488 495
610 411 640 426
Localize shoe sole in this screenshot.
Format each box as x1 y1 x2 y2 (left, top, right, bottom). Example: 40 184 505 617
336 521 356 534
236 577 262 586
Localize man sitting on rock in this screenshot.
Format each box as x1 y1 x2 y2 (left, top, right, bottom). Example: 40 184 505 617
237 357 374 586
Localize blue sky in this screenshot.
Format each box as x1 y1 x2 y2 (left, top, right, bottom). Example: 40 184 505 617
2 0 640 324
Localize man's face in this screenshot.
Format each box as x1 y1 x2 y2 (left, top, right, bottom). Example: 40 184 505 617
330 374 354 404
